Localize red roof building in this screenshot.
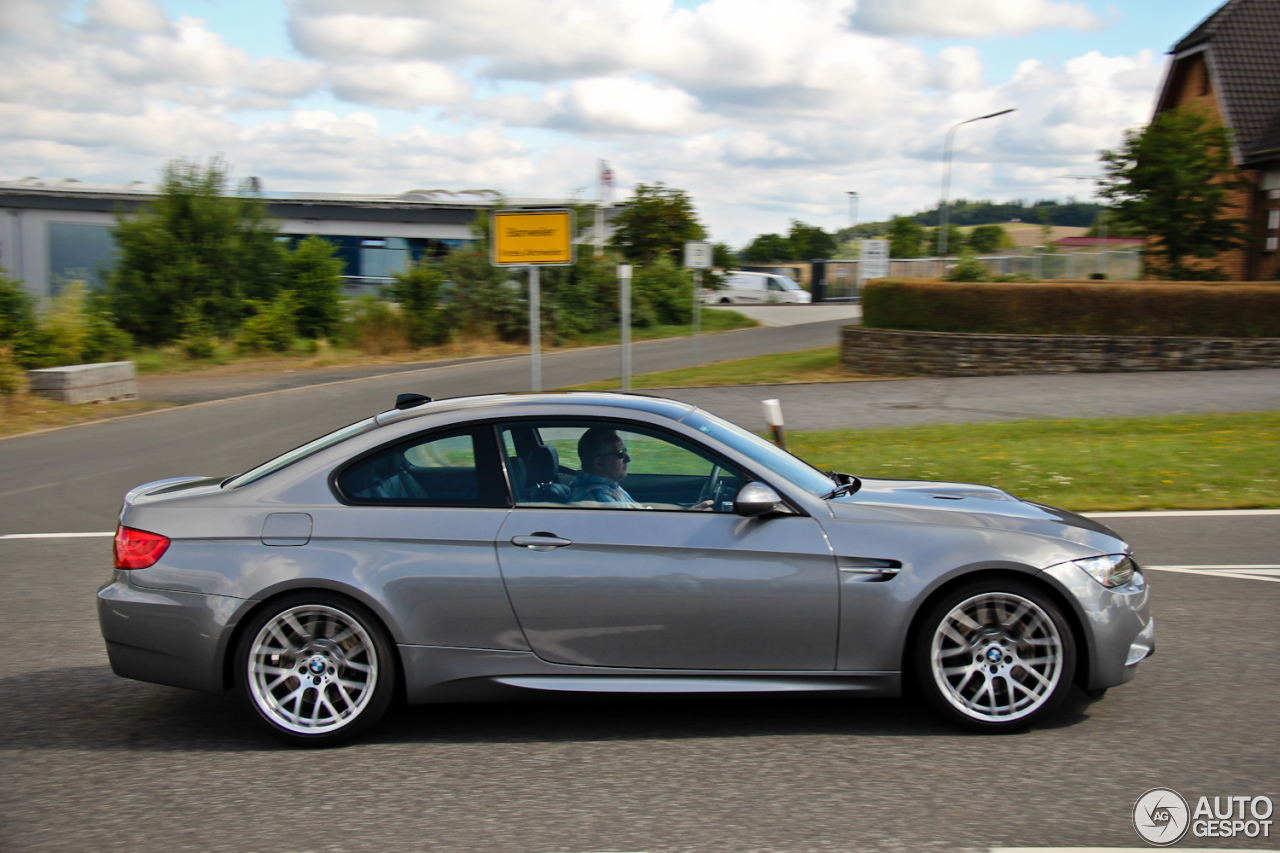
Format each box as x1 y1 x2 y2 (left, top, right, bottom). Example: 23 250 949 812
1153 0 1280 280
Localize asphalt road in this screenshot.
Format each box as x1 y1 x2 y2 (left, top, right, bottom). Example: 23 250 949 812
0 521 1276 853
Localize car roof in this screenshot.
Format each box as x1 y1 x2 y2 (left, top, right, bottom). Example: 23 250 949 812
373 391 697 429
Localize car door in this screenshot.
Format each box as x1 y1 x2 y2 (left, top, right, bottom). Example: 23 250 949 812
493 419 839 671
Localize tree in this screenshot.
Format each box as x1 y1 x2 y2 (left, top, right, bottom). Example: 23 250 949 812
1099 107 1250 279
283 235 345 339
787 220 838 260
739 233 792 263
608 183 707 264
107 157 285 344
888 216 925 258
967 224 1008 254
929 224 964 256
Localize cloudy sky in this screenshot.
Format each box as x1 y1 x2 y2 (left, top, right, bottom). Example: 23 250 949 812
0 0 1223 246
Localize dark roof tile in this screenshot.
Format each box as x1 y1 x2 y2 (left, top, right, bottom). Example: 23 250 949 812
1167 0 1280 164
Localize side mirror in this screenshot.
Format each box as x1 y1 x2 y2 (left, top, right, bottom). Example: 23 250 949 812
733 482 792 518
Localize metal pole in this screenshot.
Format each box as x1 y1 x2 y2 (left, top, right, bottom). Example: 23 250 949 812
847 191 858 232
619 264 632 391
692 269 702 364
939 108 1015 256
595 204 605 258
529 266 541 392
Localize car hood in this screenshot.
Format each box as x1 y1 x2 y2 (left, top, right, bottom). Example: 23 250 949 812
827 477 1118 539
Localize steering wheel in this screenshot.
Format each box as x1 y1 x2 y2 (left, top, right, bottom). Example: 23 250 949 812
695 464 725 509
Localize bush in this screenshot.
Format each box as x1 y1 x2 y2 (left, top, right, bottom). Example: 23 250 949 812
0 274 37 346
632 256 693 326
341 296 412 355
284 235 345 339
0 346 24 396
863 279 1280 337
236 292 297 353
391 262 452 347
945 252 991 283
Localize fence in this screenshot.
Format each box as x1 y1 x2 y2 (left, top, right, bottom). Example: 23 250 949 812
813 249 1143 301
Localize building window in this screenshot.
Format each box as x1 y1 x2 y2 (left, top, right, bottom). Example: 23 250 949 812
47 223 116 294
1268 210 1279 231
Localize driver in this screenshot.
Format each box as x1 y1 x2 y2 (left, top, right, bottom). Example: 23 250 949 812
568 427 716 510
569 427 641 507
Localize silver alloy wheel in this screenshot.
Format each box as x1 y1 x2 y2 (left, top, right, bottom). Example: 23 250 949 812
246 604 379 735
929 591 1065 723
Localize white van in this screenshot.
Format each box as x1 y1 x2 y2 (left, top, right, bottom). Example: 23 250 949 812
702 271 812 304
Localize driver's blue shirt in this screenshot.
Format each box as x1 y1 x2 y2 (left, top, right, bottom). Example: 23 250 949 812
568 472 640 507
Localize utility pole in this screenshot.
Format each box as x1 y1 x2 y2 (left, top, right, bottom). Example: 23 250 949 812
939 108 1016 256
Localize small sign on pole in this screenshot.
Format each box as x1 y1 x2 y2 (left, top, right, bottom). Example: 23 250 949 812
683 241 712 270
490 209 576 393
491 209 576 267
684 241 711 365
860 239 890 284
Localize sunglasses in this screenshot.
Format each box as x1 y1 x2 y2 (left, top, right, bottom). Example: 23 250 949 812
595 448 629 460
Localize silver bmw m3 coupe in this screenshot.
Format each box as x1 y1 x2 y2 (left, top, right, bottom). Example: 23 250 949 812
99 392 1154 746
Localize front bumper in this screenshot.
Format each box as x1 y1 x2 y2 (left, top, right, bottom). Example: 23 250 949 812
97 572 252 695
1040 562 1154 691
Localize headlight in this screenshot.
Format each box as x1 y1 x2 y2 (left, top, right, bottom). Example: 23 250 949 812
1072 553 1137 588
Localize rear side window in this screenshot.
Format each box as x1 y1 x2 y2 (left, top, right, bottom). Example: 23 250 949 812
335 427 505 506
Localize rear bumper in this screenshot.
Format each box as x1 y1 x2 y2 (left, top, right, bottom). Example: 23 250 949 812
97 572 251 695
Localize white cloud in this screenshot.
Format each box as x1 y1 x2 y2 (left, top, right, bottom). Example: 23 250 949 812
850 0 1103 38
329 62 470 110
83 0 170 34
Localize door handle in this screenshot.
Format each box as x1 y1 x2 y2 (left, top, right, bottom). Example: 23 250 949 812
511 533 573 552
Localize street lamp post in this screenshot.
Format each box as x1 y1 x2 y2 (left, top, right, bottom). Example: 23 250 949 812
846 191 859 232
939 108 1016 256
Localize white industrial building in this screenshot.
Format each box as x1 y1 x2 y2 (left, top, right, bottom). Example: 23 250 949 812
0 178 612 301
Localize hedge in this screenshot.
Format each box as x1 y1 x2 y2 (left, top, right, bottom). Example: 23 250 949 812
862 279 1280 337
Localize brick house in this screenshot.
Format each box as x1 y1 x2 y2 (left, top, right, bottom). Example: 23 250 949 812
1154 0 1280 280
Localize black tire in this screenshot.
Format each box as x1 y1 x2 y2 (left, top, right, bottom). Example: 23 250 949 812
719 297 732 304
234 591 396 747
914 577 1076 732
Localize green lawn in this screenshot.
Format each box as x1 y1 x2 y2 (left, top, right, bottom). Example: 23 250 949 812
787 412 1280 511
564 346 855 391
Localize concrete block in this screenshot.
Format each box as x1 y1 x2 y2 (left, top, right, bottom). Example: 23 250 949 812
28 361 138 404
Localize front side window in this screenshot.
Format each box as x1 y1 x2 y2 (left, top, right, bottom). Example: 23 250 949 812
499 420 743 511
336 428 502 506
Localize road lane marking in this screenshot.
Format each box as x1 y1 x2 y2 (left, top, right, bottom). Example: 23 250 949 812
1146 564 1280 583
1088 509 1280 518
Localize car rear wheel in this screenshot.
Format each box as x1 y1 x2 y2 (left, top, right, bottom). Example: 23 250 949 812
235 592 395 747
915 579 1075 732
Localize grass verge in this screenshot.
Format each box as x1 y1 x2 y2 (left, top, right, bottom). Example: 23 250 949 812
788 412 1280 511
0 393 171 439
564 346 860 391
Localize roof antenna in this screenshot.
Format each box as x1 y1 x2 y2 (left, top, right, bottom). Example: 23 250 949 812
395 393 432 410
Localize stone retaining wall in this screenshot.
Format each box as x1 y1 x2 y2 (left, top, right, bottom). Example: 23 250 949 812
841 327 1280 376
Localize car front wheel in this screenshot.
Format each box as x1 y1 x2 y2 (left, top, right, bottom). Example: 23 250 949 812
235 592 395 747
915 579 1075 732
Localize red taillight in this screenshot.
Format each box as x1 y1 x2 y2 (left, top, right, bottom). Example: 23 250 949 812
114 525 170 570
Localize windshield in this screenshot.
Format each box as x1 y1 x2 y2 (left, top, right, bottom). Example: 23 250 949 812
775 276 802 291
224 417 378 488
682 409 835 496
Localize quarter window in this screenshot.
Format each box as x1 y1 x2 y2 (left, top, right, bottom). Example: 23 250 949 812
337 428 503 506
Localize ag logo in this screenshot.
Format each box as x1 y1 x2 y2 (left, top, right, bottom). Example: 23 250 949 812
1134 787 1190 845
